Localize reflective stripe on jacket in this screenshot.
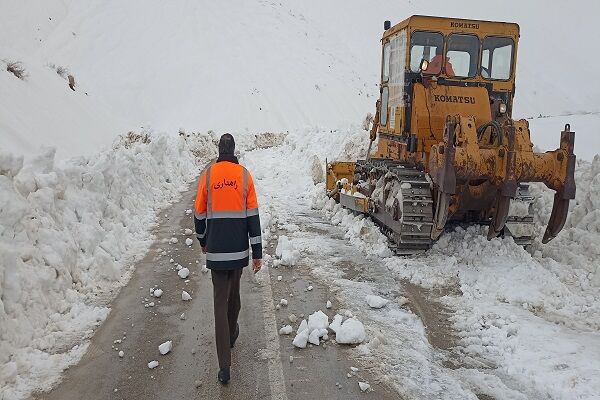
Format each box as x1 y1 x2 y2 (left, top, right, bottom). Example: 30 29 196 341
194 157 262 270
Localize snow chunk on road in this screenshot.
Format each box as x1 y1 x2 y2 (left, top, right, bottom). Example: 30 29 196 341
358 382 370 392
329 314 343 334
307 310 329 331
153 289 163 298
185 209 193 215
118 351 124 358
169 237 179 244
326 300 332 309
181 291 192 301
297 319 308 334
275 235 300 266
279 298 288 306
366 295 389 309
159 340 172 355
148 361 159 369
308 329 321 346
178 268 190 279
335 318 366 344
185 238 193 246
184 228 193 235
292 330 309 348
279 325 293 335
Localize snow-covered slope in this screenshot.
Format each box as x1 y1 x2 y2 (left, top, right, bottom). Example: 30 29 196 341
0 133 216 399
1 0 599 159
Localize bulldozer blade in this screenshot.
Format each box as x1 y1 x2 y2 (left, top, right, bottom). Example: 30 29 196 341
487 195 511 240
542 193 570 244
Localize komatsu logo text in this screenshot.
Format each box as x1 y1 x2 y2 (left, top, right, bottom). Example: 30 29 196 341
450 21 479 29
433 95 476 104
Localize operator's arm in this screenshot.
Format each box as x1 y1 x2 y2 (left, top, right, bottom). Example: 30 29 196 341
246 172 262 260
194 170 208 248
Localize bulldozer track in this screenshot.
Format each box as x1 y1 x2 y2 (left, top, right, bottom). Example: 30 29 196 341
351 161 535 254
356 160 434 255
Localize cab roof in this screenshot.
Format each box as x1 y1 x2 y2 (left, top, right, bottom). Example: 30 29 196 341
383 15 520 41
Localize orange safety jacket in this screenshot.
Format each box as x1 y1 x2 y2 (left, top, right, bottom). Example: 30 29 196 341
194 155 262 270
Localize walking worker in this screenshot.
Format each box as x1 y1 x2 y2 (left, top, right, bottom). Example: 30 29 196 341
193 133 262 384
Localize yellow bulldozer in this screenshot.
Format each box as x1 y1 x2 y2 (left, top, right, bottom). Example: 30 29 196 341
326 15 576 254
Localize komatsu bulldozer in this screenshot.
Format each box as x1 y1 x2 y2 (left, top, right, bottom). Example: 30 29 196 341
326 15 576 254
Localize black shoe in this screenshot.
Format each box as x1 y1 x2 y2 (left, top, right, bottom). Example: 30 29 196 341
230 323 239 348
218 367 230 384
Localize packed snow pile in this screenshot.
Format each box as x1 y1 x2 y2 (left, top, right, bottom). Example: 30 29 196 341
0 133 215 399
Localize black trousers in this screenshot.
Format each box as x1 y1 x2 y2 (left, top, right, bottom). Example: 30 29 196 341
211 268 243 368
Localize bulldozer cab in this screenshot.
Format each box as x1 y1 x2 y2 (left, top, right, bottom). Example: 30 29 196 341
376 15 520 159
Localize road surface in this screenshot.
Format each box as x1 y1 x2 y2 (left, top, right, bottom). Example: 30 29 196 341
31 182 403 400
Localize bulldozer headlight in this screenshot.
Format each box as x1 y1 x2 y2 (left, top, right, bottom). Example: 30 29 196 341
419 59 429 72
499 103 507 114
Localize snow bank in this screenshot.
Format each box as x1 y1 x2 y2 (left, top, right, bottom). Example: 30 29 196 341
530 155 600 286
0 133 215 399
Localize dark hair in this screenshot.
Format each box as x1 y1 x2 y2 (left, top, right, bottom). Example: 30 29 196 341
218 133 235 155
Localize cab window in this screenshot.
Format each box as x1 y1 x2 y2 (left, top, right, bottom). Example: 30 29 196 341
446 34 479 78
382 42 391 81
481 36 514 80
410 31 444 74
380 87 389 126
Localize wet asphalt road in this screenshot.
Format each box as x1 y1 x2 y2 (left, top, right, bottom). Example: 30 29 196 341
31 183 400 400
